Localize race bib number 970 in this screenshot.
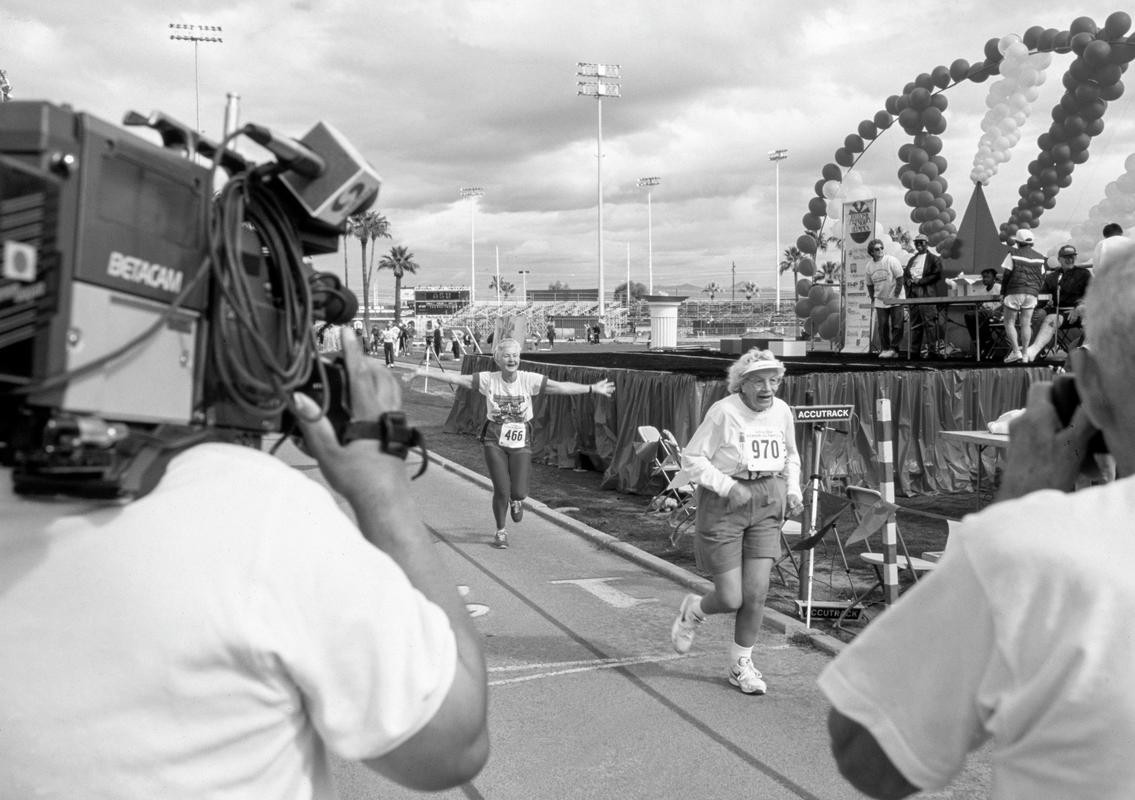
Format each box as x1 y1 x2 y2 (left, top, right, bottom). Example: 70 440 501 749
499 422 527 448
741 430 786 472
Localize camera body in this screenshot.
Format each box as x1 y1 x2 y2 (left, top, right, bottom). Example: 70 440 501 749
0 101 375 496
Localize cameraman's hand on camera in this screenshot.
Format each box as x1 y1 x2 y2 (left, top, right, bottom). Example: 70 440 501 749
293 327 404 503
998 381 1098 501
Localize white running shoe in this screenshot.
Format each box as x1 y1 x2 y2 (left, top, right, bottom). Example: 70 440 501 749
729 657 767 695
510 500 524 523
670 594 704 654
1004 350 1022 363
492 530 509 549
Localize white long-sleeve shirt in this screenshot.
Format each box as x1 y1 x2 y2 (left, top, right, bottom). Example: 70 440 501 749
681 394 802 500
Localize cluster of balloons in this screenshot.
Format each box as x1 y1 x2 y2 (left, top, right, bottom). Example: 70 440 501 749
1069 152 1135 252
1003 14 1135 240
970 37 1052 185
795 11 1135 343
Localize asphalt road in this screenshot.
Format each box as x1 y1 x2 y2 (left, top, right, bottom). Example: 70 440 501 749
271 433 993 800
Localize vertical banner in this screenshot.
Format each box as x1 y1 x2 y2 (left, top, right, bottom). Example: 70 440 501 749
841 199 876 353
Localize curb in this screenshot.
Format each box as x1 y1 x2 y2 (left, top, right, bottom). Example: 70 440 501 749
426 450 847 657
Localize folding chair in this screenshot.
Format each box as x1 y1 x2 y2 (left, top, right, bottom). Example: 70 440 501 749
834 486 939 630
635 426 695 526
775 489 852 592
982 320 1012 360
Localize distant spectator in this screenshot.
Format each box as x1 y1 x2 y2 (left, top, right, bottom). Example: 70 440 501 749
1092 222 1130 269
546 323 556 349
964 267 1002 357
1025 243 1091 361
451 328 464 360
433 324 443 358
999 228 1048 363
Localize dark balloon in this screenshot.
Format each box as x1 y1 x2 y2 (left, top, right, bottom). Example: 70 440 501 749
822 163 842 181
1103 11 1132 40
949 58 971 82
844 133 864 152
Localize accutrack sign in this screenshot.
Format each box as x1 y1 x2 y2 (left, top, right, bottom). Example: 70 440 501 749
792 405 854 422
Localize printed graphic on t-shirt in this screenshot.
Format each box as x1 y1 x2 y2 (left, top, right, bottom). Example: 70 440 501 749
491 394 529 423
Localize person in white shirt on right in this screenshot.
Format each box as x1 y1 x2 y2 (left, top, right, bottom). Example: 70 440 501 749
821 238 1135 799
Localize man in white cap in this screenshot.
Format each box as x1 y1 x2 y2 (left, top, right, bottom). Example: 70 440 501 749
670 349 804 695
999 228 1048 362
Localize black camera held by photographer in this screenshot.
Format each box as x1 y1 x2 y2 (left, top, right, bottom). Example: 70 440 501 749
0 100 381 497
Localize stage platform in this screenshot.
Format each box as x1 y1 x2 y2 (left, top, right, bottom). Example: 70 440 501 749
442 347 1059 498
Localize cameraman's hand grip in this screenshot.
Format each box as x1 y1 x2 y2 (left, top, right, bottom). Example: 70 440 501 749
1050 375 1107 455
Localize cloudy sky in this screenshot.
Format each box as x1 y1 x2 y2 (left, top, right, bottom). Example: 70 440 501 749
3 1 1133 303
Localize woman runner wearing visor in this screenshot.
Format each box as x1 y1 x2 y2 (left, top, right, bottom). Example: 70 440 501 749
670 349 803 695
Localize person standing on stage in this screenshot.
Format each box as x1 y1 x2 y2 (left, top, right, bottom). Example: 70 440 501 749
999 228 1048 363
864 238 904 359
902 234 946 359
670 348 804 695
408 338 614 549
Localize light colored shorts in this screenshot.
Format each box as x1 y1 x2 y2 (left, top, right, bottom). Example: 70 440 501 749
693 476 786 574
1002 293 1038 311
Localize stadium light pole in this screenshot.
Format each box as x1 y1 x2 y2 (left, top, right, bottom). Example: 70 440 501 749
768 148 788 312
636 176 660 293
168 23 223 135
460 187 484 303
577 62 620 317
517 269 530 302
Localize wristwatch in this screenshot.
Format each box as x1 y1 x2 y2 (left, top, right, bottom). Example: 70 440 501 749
343 412 421 461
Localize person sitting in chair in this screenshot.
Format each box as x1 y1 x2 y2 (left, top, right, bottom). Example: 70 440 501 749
963 268 1002 358
1025 243 1092 362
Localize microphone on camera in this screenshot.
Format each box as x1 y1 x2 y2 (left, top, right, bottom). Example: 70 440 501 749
241 123 326 180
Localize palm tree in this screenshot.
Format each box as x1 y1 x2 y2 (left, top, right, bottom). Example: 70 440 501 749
702 281 722 300
377 245 420 324
346 211 390 329
360 213 391 329
499 280 516 299
742 281 759 300
614 280 647 305
887 226 911 249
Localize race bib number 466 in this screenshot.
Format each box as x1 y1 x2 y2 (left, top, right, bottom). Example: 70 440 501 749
499 422 527 448
741 429 786 472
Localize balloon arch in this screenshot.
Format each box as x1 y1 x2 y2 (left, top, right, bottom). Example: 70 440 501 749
794 11 1135 342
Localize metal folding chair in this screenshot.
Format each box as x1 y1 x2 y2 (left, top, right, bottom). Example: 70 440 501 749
834 486 943 631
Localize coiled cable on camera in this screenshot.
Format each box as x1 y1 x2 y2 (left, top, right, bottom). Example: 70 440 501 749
207 170 326 420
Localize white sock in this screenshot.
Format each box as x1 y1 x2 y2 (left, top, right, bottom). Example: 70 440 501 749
687 597 706 622
731 643 753 663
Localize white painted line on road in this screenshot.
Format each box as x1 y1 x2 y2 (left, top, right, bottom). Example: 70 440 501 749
488 652 697 687
548 577 658 608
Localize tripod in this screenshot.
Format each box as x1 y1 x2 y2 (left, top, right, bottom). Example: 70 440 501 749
417 341 448 391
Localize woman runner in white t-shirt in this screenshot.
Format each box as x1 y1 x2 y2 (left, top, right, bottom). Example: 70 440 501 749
669 349 804 695
409 338 614 549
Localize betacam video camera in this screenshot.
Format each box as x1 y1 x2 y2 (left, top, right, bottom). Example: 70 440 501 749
0 100 382 497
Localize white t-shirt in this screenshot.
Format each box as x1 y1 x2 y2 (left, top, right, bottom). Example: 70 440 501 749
0 444 456 800
681 394 802 500
474 370 547 424
865 255 904 308
818 476 1135 798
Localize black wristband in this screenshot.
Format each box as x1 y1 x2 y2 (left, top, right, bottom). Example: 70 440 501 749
343 412 420 460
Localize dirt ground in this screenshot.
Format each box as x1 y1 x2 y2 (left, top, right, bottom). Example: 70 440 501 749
399 365 982 643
